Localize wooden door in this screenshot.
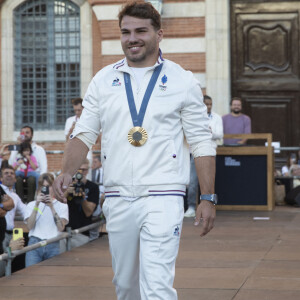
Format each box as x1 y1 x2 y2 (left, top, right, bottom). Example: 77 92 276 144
231 1 300 146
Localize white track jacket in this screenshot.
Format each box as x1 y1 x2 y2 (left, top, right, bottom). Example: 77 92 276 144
71 55 216 198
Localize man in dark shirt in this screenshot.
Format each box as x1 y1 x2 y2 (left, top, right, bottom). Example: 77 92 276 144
62 159 99 251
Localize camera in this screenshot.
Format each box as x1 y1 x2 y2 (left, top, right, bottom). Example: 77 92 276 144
8 144 21 151
73 172 84 197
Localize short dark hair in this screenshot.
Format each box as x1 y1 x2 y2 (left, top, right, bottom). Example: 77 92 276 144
0 164 15 178
230 97 242 105
71 97 83 105
203 95 212 101
22 125 34 136
19 141 33 155
0 160 10 171
118 1 161 31
71 97 83 106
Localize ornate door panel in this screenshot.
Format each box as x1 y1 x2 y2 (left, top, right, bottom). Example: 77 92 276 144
231 1 300 146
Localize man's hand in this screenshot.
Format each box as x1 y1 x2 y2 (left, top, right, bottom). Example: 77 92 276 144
0 144 10 157
53 174 73 203
194 200 216 237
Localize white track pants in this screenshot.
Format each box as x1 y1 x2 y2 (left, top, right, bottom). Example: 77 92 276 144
102 195 184 300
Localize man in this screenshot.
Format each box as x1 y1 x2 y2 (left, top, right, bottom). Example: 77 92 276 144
64 97 96 180
53 2 216 299
185 95 223 217
8 126 47 202
64 97 83 141
61 159 99 251
222 97 251 145
1 166 26 251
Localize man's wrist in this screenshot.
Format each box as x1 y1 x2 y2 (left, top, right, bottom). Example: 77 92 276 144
200 194 218 205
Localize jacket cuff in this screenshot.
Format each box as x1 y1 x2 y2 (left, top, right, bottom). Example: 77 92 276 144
191 140 216 158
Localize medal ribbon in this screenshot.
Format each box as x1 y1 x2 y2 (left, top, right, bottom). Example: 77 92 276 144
124 63 163 127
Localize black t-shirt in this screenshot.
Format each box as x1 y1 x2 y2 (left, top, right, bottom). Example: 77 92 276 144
0 185 7 254
67 180 99 232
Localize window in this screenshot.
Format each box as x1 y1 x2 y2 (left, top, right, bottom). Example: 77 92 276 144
14 0 80 130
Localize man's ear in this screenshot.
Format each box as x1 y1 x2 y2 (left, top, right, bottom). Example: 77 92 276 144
157 29 163 43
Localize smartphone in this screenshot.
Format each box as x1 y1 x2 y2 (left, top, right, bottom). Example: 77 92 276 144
8 144 21 151
41 185 49 195
13 228 23 241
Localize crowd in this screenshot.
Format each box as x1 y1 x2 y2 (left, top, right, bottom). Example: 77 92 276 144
0 98 103 276
1 92 290 271
1 92 297 275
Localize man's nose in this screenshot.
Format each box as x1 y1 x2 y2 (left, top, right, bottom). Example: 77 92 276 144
128 32 138 43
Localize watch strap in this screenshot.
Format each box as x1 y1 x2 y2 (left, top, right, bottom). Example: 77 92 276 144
200 194 218 205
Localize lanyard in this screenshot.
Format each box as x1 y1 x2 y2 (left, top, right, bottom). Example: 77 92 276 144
123 64 163 127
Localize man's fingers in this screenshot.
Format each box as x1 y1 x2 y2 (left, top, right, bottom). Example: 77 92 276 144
199 218 210 236
53 175 70 203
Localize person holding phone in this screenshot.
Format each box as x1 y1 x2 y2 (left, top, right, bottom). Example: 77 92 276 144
24 173 68 267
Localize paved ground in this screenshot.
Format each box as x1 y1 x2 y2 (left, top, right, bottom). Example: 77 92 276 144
1 206 300 300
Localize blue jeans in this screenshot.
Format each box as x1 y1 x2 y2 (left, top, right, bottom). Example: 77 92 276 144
15 170 40 189
25 236 60 267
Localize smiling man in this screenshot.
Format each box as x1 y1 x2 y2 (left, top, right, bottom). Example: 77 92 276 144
53 2 216 299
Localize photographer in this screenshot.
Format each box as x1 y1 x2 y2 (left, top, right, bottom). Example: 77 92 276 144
24 173 68 267
61 159 99 251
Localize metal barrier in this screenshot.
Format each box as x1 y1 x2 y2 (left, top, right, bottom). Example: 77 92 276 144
0 218 105 277
45 150 101 154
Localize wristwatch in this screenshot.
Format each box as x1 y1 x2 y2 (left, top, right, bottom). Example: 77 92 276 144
0 203 4 209
200 194 218 205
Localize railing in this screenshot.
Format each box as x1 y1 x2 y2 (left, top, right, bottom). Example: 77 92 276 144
45 150 101 154
0 218 105 277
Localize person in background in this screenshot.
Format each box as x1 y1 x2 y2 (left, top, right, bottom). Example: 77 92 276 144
222 97 251 145
9 126 47 202
1 166 26 252
12 141 39 202
185 95 223 218
64 98 83 141
61 159 99 248
24 173 68 267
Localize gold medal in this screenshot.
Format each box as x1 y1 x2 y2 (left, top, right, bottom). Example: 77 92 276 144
128 127 148 147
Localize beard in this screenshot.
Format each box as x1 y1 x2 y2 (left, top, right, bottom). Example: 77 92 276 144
232 109 241 115
123 42 157 65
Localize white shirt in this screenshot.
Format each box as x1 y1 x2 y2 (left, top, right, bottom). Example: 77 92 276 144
64 115 79 137
2 184 26 231
8 142 48 174
24 200 69 240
